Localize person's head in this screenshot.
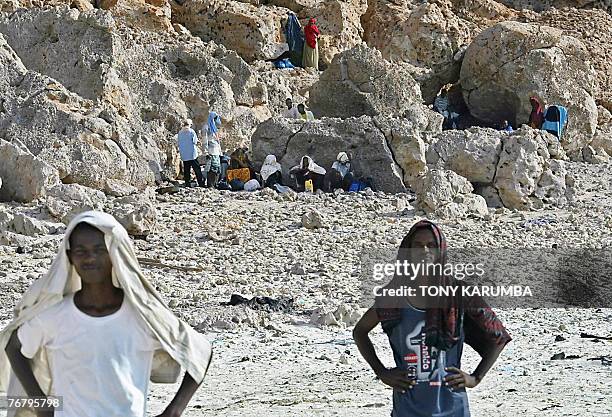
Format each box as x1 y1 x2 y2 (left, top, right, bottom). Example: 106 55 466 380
184 119 193 128
297 103 306 114
398 220 446 269
214 115 222 128
67 222 113 285
337 152 349 163
530 96 541 109
264 154 277 165
502 120 509 128
309 18 316 25
301 155 310 169
286 98 293 109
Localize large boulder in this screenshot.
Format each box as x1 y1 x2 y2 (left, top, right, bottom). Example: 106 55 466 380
309 44 423 119
251 117 408 193
521 8 612 113
414 169 488 219
493 129 573 210
172 0 288 63
98 0 173 32
426 127 503 184
460 21 598 155
0 139 60 202
426 127 571 210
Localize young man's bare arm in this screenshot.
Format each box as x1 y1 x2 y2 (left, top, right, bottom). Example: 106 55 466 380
445 342 507 389
353 308 415 393
5 330 53 417
156 349 213 417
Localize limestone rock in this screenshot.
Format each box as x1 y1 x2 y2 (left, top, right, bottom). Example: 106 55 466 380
104 179 138 197
99 0 172 32
110 190 158 236
0 139 60 203
301 209 324 229
460 21 598 154
308 44 422 119
494 130 572 210
590 125 612 157
0 8 268 193
427 128 503 184
45 183 106 223
414 169 488 218
173 0 288 63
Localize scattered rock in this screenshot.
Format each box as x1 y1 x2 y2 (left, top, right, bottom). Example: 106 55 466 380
301 209 324 229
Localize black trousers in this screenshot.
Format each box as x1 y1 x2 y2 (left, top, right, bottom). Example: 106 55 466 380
183 160 205 187
324 169 353 192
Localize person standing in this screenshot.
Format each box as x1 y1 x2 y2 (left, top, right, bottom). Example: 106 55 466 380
303 18 320 70
177 119 205 188
528 96 544 129
1 211 213 417
353 220 511 417
202 111 223 188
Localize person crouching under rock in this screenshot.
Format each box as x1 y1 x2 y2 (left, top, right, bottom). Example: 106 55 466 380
260 154 283 188
290 155 326 192
325 152 354 192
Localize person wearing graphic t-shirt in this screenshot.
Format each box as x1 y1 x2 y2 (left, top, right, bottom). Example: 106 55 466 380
353 220 511 417
3 214 212 417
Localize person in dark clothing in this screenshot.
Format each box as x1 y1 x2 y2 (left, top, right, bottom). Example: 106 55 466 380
289 156 326 192
353 220 511 417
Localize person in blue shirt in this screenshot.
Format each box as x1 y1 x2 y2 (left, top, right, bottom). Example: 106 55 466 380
177 119 205 188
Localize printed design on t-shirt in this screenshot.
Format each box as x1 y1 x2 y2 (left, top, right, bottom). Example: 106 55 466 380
404 320 438 383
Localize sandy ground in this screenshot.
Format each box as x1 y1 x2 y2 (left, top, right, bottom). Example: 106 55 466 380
1 161 611 417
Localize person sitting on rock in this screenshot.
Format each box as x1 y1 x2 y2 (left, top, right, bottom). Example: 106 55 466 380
290 155 326 192
177 119 205 188
528 96 544 129
324 152 354 192
303 18 320 70
1 211 212 417
260 154 283 188
283 97 300 119
201 111 223 188
353 219 511 417
297 103 315 121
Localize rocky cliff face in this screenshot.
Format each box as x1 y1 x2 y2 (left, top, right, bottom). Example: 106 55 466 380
0 0 609 215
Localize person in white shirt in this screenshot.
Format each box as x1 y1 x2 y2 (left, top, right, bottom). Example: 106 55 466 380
283 98 300 119
2 211 212 417
297 103 315 121
201 111 223 188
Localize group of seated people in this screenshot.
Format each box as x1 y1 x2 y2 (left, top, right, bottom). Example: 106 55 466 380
216 150 358 193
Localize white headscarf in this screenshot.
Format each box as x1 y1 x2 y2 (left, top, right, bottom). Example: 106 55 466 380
0 211 212 400
260 155 282 182
292 155 326 175
332 152 350 178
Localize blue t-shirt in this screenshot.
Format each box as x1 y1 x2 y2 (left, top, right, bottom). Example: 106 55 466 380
385 306 470 417
177 128 198 161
